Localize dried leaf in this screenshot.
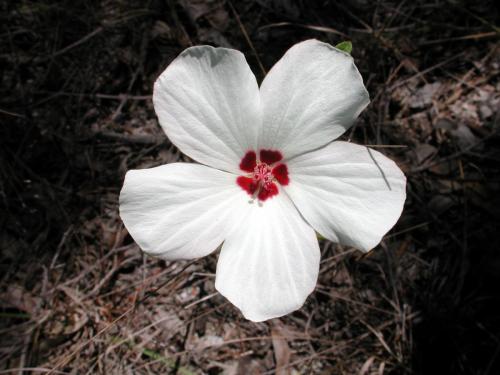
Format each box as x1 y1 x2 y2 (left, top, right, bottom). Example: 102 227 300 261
2 285 41 315
359 356 375 375
412 143 438 165
272 327 291 375
410 82 441 109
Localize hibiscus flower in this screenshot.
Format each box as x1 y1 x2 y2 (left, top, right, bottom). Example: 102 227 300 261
119 39 406 322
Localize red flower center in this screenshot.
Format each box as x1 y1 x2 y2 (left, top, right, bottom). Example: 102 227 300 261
236 149 289 201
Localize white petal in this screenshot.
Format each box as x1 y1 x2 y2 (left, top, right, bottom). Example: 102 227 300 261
285 141 406 252
215 192 320 322
154 46 261 174
119 163 246 260
259 39 370 158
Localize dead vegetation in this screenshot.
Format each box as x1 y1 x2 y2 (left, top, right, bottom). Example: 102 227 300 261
1 0 499 374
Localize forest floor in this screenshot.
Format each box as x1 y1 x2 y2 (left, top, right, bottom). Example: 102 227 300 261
1 1 500 374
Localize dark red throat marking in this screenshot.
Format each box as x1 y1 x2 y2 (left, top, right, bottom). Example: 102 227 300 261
239 150 257 172
260 149 282 164
237 149 289 202
272 163 289 185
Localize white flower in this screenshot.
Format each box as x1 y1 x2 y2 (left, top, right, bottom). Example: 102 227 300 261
119 39 406 322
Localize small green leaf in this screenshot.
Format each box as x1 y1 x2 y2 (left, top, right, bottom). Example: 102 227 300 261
335 41 352 54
